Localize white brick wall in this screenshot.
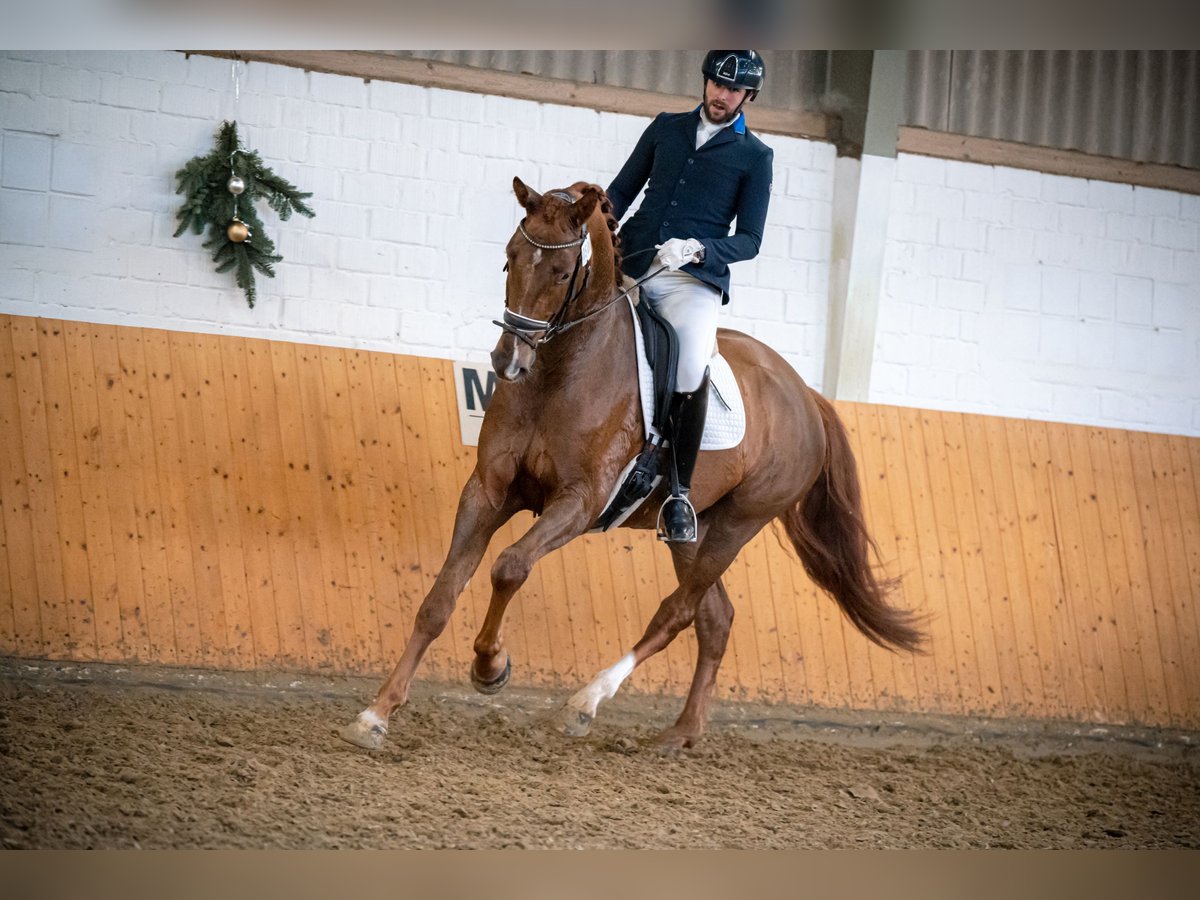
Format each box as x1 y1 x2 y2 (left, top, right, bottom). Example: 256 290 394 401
1 50 1197 436
0 50 830 389
874 154 1200 436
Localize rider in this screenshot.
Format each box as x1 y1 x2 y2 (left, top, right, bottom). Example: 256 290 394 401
606 50 774 543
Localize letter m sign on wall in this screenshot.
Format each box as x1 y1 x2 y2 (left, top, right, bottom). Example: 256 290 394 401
453 361 496 447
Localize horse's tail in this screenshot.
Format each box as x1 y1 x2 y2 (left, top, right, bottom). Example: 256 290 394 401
779 391 925 653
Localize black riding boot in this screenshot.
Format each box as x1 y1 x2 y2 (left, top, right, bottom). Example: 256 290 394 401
659 370 710 543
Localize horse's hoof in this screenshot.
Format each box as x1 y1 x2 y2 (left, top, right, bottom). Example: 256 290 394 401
470 654 512 695
557 706 594 738
652 728 696 754
339 718 388 750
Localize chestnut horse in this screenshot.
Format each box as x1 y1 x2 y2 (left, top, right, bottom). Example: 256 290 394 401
340 179 922 752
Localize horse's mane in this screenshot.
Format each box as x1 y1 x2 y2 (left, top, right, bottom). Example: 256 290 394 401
565 182 623 287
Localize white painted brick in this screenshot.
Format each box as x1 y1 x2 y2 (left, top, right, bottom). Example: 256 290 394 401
987 226 1036 260
340 108 400 144
157 285 227 320
964 191 1011 224
935 278 984 311
1039 317 1078 365
0 267 35 301
1087 180 1134 213
39 65 100 102
280 298 341 333
896 153 945 186
1152 283 1194 331
914 185 964 219
0 57 41 95
870 361 909 394
1122 244 1176 279
50 140 104 196
483 94 541 130
880 332 930 366
368 275 427 310
994 313 1040 361
1011 198 1057 231
368 79 428 115
400 310 457 346
1076 320 1115 369
1041 174 1089 206
1112 327 1151 374
994 166 1042 198
1147 331 1191 378
1035 232 1086 268
2 132 52 190
1114 275 1153 325
1079 272 1116 320
937 219 986 251
0 188 49 246
1134 186 1181 218
337 239 394 277
159 84 221 119
789 229 829 262
944 159 994 193
1059 206 1106 238
368 208 427 245
1040 268 1080 317
47 194 98 251
281 99 338 136
1050 382 1101 419
128 246 189 284
395 244 442 280
1106 212 1151 243
0 92 69 135
888 212 937 245
542 104 601 138
308 201 367 239
109 76 161 111
1151 217 1197 251
309 70 367 107
427 87 485 123
1173 250 1199 284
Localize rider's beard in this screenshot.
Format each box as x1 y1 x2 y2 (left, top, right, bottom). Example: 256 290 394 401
704 97 737 124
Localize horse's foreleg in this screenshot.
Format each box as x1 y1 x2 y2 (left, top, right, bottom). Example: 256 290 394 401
469 493 591 694
340 475 511 749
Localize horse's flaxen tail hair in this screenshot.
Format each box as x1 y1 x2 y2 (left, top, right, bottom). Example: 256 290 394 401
779 391 926 653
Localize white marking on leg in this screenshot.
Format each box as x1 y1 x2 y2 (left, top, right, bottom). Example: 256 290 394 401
357 709 387 732
567 652 636 719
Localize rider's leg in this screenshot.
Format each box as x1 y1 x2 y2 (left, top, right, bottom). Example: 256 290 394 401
640 272 721 542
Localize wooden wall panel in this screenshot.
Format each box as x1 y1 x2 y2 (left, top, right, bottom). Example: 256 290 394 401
2 314 1198 729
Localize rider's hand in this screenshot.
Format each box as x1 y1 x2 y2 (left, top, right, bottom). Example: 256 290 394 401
655 238 705 271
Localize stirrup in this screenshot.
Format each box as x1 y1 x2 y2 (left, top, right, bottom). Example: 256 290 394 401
656 493 698 543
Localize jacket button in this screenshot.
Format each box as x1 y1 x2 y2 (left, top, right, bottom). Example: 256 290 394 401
670 200 678 206
679 178 685 184
687 159 694 165
662 221 669 227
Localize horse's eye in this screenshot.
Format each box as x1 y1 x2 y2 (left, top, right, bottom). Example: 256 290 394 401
557 271 570 282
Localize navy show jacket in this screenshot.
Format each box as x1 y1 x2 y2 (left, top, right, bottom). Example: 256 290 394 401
606 106 774 304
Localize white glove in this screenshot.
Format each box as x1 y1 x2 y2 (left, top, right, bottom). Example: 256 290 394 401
655 237 705 271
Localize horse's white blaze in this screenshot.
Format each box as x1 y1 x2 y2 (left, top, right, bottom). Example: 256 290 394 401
357 708 386 730
531 248 543 267
504 343 523 380
567 651 636 718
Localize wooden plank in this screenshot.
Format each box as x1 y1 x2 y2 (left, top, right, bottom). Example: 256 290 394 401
761 520 811 707
876 404 938 712
741 531 788 704
898 126 1200 197
1126 432 1188 723
918 411 983 713
0 470 13 653
62 322 125 660
1102 429 1172 725
959 414 1027 716
26 320 95 661
140 330 202 665
241 338 306 668
217 336 282 667
0 319 44 658
269 341 333 670
1146 434 1200 722
834 405 879 710
114 328 178 665
896 406 963 714
938 411 1004 715
1170 436 1200 725
201 50 838 142
170 331 235 667
986 415 1053 718
318 345 378 672
1005 419 1070 719
721 537 766 701
843 402 918 712
10 319 74 659
343 347 402 671
89 324 152 661
1044 422 1109 722
1021 420 1089 719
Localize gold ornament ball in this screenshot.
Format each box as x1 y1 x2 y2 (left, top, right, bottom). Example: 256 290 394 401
227 221 250 242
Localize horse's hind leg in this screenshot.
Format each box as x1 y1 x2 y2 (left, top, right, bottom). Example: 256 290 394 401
654 574 734 751
340 474 511 749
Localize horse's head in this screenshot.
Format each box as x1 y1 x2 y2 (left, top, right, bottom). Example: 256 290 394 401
491 177 601 382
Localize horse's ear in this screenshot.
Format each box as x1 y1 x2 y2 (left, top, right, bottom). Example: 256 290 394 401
567 187 600 228
513 176 542 211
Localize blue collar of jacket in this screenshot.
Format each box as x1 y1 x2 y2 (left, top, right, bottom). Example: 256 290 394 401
692 104 745 135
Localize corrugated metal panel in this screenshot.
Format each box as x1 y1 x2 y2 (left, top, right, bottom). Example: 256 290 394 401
905 50 1200 169
380 50 824 112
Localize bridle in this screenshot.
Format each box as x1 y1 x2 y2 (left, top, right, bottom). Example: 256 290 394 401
495 193 666 350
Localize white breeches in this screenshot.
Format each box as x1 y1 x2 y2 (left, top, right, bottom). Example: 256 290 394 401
640 268 722 393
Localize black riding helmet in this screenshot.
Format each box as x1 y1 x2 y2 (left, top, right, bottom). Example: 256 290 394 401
701 50 765 101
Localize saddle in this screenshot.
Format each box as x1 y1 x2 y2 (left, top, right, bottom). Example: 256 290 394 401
591 295 746 532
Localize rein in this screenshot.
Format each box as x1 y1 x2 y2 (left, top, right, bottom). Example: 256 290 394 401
496 215 667 349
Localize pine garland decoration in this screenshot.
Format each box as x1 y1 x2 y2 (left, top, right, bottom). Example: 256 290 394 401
174 121 315 307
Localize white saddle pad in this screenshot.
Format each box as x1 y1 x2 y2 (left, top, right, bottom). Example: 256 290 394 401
628 297 746 450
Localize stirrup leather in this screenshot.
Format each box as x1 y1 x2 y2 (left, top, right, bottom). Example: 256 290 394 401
656 491 698 543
